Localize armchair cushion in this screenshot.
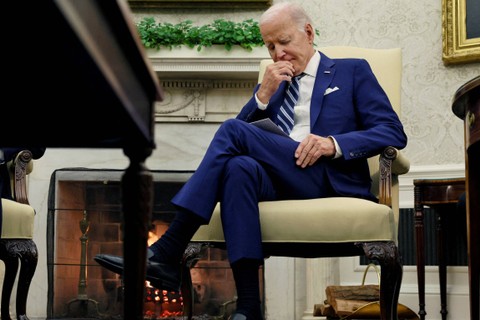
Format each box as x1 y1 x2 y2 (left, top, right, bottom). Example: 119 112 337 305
1 198 35 239
193 198 395 244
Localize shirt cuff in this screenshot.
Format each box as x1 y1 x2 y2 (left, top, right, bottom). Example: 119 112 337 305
328 136 343 159
255 93 269 110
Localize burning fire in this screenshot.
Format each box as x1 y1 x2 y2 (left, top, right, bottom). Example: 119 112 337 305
144 281 184 318
148 231 159 246
144 226 183 318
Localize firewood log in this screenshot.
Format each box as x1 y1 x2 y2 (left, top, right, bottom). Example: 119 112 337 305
325 285 379 303
313 303 336 317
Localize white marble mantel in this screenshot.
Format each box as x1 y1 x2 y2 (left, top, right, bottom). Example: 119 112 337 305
147 46 271 122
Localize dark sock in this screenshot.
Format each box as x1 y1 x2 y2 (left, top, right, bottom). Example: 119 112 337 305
231 258 264 319
149 209 205 264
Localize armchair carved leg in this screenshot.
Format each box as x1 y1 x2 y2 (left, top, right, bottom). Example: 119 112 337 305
0 239 38 320
357 241 403 320
180 243 205 320
0 244 18 320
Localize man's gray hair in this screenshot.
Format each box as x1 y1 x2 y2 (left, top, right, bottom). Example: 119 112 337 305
260 2 312 32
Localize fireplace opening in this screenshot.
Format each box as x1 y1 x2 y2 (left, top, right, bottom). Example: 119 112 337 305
47 168 264 320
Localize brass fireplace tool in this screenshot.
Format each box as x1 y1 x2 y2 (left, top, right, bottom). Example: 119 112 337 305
63 210 107 318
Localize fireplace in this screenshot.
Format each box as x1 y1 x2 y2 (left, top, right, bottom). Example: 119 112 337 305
47 168 264 319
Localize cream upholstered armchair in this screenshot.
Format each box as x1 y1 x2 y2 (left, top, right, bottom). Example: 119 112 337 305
0 150 39 320
182 46 410 320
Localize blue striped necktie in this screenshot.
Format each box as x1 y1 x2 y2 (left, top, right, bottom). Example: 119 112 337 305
277 73 305 134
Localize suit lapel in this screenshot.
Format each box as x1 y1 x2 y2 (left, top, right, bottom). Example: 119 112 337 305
310 52 336 129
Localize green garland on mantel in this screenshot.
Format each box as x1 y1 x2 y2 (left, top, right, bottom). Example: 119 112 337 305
136 17 265 52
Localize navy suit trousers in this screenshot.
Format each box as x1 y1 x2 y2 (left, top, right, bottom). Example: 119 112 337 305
171 119 333 263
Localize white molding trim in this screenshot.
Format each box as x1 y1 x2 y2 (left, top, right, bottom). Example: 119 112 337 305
147 46 270 79
147 46 270 123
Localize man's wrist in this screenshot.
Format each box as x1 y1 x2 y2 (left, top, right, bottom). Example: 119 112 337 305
255 93 269 110
328 136 343 159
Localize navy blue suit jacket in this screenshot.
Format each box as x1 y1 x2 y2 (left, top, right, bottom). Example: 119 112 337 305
236 52 407 200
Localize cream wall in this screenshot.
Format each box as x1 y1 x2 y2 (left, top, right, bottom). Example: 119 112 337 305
1 0 479 319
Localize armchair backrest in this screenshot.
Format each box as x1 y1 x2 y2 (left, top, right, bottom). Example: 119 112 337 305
257 46 403 218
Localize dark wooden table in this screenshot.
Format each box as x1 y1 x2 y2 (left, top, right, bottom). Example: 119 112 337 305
452 75 480 320
413 178 466 320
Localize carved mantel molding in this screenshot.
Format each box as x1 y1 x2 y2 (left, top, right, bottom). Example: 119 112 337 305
147 46 270 123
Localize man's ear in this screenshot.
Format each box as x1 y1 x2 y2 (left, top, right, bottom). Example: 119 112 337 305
304 23 315 42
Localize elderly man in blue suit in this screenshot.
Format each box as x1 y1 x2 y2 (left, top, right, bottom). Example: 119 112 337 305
95 2 407 319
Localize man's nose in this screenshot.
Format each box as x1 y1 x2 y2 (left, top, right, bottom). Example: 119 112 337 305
275 46 286 59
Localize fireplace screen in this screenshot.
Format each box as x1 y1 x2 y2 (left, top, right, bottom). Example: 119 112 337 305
47 169 264 319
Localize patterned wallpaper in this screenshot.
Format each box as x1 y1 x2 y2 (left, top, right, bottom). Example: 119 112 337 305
307 0 479 166
133 0 480 167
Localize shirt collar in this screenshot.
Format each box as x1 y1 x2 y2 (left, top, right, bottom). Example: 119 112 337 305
302 51 320 78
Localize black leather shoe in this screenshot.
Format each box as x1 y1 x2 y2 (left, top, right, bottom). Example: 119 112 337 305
94 253 181 292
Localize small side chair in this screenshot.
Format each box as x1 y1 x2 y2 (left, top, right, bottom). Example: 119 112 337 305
0 150 39 320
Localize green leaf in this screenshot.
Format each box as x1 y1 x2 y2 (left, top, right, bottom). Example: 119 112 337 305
136 17 264 51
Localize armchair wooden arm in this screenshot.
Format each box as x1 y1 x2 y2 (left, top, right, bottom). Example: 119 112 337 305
10 150 33 205
378 146 410 207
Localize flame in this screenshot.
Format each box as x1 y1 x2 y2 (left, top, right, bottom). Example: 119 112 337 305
144 228 183 317
148 231 159 246
144 281 183 318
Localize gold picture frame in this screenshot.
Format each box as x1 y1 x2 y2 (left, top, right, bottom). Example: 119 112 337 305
442 0 480 65
128 0 272 9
